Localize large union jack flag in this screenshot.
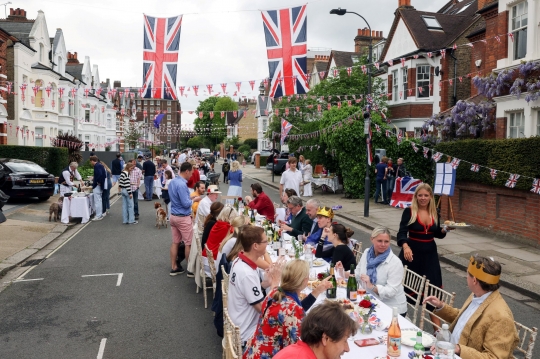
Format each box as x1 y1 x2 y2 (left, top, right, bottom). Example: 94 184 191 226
261 5 308 98
390 177 423 208
142 14 182 100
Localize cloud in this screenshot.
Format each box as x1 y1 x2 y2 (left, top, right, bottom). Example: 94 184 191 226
23 0 446 125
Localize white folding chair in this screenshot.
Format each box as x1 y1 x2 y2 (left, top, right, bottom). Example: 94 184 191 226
419 280 456 331
514 321 538 359
223 308 242 358
223 330 239 359
401 265 427 326
352 241 363 264
195 236 213 308
205 244 217 300
221 265 229 293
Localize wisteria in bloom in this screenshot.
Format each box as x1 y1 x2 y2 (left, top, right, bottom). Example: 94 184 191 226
510 61 540 103
422 100 495 141
472 69 514 99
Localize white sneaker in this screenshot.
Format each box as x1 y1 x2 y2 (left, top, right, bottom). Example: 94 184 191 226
92 216 104 221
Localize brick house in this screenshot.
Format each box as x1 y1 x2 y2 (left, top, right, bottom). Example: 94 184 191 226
438 0 540 243
376 0 484 137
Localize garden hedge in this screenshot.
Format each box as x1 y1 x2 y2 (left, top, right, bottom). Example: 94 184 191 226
0 145 69 177
435 137 540 191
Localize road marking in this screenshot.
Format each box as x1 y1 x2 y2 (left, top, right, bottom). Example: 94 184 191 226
82 273 124 286
97 338 107 359
4 278 44 284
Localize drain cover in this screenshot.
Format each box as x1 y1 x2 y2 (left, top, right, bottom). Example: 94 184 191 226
21 259 45 267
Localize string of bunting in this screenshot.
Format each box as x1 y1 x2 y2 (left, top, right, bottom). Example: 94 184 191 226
280 113 540 195
0 30 514 102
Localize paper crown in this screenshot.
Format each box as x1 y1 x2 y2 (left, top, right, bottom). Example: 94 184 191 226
317 206 334 219
467 256 500 285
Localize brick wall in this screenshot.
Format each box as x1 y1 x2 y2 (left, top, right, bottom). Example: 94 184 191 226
496 117 507 139
439 181 540 244
388 103 433 119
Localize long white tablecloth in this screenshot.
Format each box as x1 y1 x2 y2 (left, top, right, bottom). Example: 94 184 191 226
61 195 94 224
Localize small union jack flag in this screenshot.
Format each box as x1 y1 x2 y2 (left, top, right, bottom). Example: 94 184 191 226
411 142 419 152
375 124 381 133
490 169 498 179
531 179 540 195
470 164 480 172
450 158 461 169
432 152 443 162
386 130 391 138
397 130 403 145
505 174 519 188
423 147 429 158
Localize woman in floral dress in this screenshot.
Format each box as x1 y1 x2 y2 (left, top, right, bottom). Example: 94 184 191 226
243 260 324 359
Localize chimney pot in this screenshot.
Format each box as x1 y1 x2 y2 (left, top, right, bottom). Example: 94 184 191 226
74 52 77 59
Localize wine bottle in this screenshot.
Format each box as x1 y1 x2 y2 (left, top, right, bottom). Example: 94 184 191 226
250 208 255 223
327 264 337 299
347 264 357 301
387 307 402 357
414 331 424 356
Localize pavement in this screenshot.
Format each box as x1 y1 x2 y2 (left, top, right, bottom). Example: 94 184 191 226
242 163 540 300
0 185 120 279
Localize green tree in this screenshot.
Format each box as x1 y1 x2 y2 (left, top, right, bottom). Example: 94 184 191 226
124 122 143 149
243 138 258 149
187 136 205 148
194 97 221 144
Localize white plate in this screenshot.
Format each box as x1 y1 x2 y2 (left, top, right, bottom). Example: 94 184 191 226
401 328 435 347
312 260 326 267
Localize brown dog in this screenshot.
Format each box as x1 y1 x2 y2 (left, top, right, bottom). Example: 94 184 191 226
154 202 167 229
49 197 63 222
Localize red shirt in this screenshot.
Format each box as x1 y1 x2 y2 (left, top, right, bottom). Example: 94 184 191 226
248 192 275 220
202 220 232 259
272 341 316 359
187 169 200 189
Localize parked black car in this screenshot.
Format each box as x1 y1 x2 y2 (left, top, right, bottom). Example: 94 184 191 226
0 159 55 201
265 152 290 175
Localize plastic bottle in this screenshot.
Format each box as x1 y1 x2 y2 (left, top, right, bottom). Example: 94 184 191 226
436 324 454 358
414 331 424 356
387 307 401 357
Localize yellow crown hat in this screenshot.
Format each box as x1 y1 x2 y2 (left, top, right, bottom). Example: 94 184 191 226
468 256 500 285
316 206 334 219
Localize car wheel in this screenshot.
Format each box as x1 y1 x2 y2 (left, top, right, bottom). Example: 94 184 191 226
38 196 50 201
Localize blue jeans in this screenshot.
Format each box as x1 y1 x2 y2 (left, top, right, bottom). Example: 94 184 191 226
102 187 110 212
374 178 387 203
144 176 154 200
387 177 396 200
121 188 135 223
93 185 103 218
112 174 121 185
132 189 139 216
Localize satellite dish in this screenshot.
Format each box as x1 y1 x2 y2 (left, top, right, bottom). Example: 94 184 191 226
435 66 440 76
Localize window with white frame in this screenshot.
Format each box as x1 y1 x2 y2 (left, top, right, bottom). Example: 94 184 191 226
508 111 525 138
167 107 171 113
167 100 171 105
150 107 154 114
262 139 269 149
392 70 398 101
402 67 408 100
167 135 171 141
35 128 43 147
511 2 528 60
150 100 154 105
417 65 430 98
262 119 268 132
137 100 141 105
85 110 90 122
167 114 171 120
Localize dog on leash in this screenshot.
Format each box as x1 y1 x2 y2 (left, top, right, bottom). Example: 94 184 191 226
49 197 63 222
154 202 167 229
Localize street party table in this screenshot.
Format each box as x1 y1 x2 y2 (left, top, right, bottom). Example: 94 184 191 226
61 194 94 224
311 175 339 193
267 238 459 359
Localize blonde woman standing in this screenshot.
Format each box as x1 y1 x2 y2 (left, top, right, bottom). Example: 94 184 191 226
226 160 242 205
397 183 452 324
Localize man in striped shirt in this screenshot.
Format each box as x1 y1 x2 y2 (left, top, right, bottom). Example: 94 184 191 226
129 159 143 220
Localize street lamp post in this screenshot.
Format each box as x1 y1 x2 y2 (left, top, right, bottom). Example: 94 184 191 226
330 7 373 218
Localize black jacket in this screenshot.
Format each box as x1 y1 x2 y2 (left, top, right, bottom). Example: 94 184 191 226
287 207 313 237
142 160 156 177
111 158 122 175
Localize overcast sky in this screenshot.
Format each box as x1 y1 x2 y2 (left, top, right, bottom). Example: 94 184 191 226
20 0 442 126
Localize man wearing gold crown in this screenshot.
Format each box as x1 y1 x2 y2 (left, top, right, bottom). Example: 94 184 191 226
424 255 518 359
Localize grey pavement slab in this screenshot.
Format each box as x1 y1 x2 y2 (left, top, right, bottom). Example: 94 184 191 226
29 233 61 250
438 244 477 254
494 248 540 262
2 248 38 265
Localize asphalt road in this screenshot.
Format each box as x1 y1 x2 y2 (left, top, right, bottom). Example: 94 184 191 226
0 174 539 359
